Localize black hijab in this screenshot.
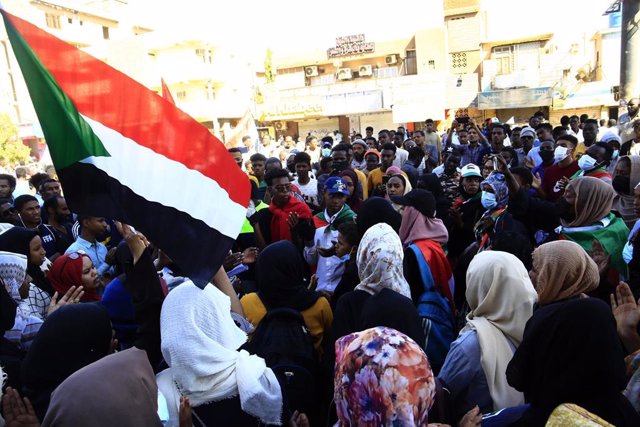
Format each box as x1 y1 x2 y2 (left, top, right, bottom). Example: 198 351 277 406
507 298 640 426
356 197 401 237
21 303 113 421
0 227 53 295
417 173 450 221
256 240 321 311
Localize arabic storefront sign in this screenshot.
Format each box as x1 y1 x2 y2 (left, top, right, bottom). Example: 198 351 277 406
327 34 375 58
478 87 553 109
261 97 324 120
322 90 383 116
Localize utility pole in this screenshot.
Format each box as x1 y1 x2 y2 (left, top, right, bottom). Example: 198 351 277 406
620 0 640 101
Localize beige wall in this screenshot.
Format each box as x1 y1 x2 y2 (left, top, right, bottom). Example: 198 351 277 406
415 28 447 74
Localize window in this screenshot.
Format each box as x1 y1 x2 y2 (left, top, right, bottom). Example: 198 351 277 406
374 67 399 78
450 52 468 70
405 50 417 75
67 17 73 24
428 60 435 70
491 42 541 75
102 26 110 40
176 90 187 100
492 45 513 75
45 13 61 29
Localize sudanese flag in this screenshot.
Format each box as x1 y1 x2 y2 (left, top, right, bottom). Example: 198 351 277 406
1 9 250 286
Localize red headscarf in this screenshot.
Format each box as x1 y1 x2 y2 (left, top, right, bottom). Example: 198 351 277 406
48 252 101 302
268 195 312 242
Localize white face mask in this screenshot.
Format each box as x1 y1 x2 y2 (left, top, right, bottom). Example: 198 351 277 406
578 154 597 171
623 241 634 264
613 150 620 160
554 146 569 163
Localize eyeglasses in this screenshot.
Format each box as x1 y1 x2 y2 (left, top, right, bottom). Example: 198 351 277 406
271 184 291 193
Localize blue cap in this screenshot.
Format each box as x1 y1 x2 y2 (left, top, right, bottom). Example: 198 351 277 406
324 177 350 195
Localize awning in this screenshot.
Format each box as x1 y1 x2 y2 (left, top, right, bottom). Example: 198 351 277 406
553 81 617 109
481 33 553 49
478 87 553 110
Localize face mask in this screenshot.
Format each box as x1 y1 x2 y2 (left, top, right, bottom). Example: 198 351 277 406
623 241 634 264
322 148 331 157
613 150 620 160
578 154 597 171
481 191 497 209
555 197 575 221
612 175 631 195
332 160 348 172
539 150 554 163
554 146 569 163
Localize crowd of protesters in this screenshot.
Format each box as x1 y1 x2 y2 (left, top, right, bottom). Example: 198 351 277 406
0 102 639 426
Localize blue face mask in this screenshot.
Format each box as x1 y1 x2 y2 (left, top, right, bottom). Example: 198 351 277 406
481 191 498 209
322 148 331 157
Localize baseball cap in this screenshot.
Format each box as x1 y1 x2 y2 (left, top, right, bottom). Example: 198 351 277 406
322 141 333 149
324 177 350 195
460 164 482 178
520 127 536 139
390 189 436 217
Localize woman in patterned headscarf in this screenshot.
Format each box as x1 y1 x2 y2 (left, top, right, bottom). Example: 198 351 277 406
334 327 436 426
474 172 528 252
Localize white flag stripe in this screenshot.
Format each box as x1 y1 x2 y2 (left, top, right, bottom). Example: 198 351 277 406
80 115 247 239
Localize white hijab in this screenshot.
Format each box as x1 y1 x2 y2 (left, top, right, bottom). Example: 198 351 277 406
0 251 27 300
355 223 411 298
158 281 282 425
463 251 537 411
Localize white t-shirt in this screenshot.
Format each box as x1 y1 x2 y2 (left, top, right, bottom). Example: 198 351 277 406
293 177 319 207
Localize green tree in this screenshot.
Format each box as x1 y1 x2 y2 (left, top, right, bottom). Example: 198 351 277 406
0 113 31 164
264 49 275 83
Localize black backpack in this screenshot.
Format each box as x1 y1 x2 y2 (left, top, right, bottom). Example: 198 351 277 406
241 305 322 422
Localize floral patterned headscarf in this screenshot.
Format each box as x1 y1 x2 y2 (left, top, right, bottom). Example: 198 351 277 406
355 223 411 298
334 327 436 427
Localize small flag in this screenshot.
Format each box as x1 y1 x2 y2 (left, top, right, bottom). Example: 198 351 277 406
224 108 259 149
160 78 175 105
1 9 250 286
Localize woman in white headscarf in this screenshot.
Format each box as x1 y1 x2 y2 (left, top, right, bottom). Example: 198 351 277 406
0 251 42 351
156 281 284 427
438 251 537 421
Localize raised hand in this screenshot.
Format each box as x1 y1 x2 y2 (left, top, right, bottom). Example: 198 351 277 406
611 281 640 353
590 239 610 274
458 405 482 427
47 286 85 316
290 410 310 427
114 221 149 264
286 212 300 229
2 387 40 427
242 247 259 264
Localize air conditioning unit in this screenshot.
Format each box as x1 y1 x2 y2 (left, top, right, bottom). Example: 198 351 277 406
304 65 319 77
337 68 353 80
358 64 373 77
385 54 399 65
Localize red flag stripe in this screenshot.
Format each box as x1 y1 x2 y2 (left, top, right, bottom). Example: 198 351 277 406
4 11 248 206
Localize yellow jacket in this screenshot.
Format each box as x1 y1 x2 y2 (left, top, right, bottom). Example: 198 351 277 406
240 292 333 354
